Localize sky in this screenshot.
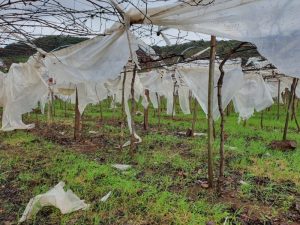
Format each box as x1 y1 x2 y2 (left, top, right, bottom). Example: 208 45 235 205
0 0 212 47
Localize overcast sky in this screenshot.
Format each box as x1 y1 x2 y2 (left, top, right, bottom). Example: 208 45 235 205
0 0 213 47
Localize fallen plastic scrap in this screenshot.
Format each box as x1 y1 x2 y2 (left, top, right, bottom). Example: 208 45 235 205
135 111 144 116
100 191 112 202
88 131 98 134
122 133 142 148
194 133 207 137
112 164 132 171
177 131 207 137
19 181 89 223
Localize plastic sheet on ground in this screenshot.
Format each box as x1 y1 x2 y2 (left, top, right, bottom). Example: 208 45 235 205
112 164 132 171
19 181 89 223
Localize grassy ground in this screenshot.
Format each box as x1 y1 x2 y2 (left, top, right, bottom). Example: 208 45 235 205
0 99 300 225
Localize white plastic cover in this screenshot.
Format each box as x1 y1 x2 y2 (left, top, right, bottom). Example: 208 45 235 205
233 73 274 120
128 0 300 79
177 62 244 120
0 54 48 131
44 29 138 84
178 86 191 115
19 181 89 223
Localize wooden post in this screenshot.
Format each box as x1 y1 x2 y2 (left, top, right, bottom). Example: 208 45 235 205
277 79 281 120
51 91 55 117
47 89 53 127
64 100 67 117
156 93 161 130
260 110 264 129
292 79 300 132
207 35 216 188
283 78 297 140
121 68 127 118
143 89 150 130
99 102 103 121
172 82 177 119
120 68 127 149
191 97 197 136
130 64 137 153
74 87 81 140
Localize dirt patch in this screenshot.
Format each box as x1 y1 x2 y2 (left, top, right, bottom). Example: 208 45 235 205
269 140 297 151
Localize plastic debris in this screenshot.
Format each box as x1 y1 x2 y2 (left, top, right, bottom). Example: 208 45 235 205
88 131 98 134
100 191 112 202
112 164 132 171
19 181 89 223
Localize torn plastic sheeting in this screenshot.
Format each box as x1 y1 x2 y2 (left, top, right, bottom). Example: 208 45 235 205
100 191 112 202
1 54 48 131
43 29 139 84
233 73 274 121
128 0 300 79
112 164 132 171
178 62 244 120
19 181 89 223
178 86 191 115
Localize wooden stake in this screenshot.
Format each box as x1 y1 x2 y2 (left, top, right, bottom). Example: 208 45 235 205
277 79 281 120
172 82 177 119
64 100 67 117
191 97 197 136
292 79 299 132
120 69 127 148
156 93 161 131
207 35 216 188
143 89 150 130
260 110 264 129
74 87 81 140
47 90 53 127
99 102 103 121
283 78 297 141
51 91 55 117
130 64 137 153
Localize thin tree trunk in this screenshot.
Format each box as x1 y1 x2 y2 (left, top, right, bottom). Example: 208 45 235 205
130 64 137 154
47 89 53 127
283 78 297 140
260 110 264 129
226 102 230 116
99 102 103 121
64 100 67 117
207 35 216 188
277 79 281 120
292 79 299 132
191 97 197 136
35 109 39 128
144 89 150 130
217 42 247 192
120 69 127 149
51 91 55 117
172 82 177 119
74 87 81 140
156 93 161 131
217 70 225 191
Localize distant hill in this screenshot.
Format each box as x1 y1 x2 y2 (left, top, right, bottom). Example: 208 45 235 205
0 36 87 70
0 35 260 71
152 39 260 66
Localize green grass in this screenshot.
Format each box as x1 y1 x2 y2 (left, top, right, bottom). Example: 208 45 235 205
0 99 299 224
